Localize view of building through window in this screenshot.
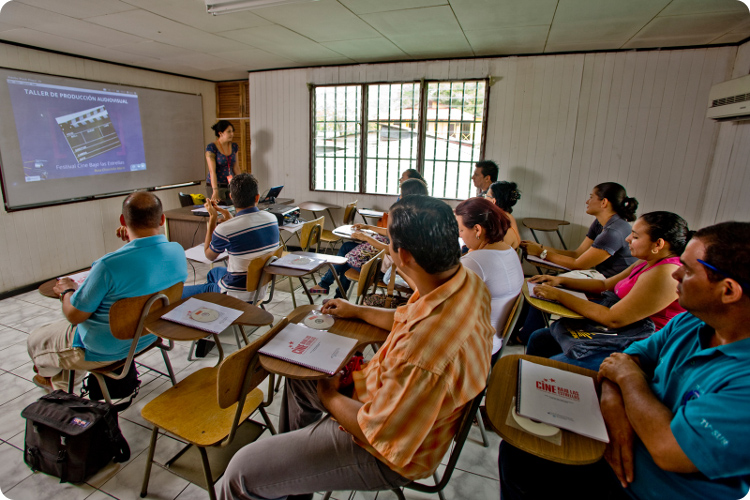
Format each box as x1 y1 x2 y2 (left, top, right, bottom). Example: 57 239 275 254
312 79 487 199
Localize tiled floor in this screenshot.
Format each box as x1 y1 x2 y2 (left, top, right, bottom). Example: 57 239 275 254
0 261 520 500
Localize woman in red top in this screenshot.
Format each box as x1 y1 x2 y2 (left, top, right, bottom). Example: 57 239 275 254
527 211 690 370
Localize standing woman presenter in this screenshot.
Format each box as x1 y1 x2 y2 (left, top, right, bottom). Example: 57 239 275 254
206 120 238 204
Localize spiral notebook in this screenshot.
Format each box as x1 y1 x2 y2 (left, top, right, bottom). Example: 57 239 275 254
160 298 243 335
259 322 358 375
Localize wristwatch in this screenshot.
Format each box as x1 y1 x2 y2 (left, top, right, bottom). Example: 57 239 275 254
59 288 76 302
539 246 548 260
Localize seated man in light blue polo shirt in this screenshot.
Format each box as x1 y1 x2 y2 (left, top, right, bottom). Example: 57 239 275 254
499 221 750 500
27 192 187 391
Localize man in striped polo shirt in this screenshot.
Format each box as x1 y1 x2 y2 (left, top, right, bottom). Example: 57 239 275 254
183 173 279 302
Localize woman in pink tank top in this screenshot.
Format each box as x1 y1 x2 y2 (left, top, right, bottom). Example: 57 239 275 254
526 211 691 370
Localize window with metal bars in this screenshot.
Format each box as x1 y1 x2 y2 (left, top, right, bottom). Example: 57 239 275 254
311 79 488 200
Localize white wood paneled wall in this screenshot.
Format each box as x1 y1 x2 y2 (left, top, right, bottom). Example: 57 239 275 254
250 45 749 251
0 43 216 294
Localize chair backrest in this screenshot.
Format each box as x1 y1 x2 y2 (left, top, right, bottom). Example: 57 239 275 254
343 201 358 225
356 250 385 301
299 216 324 252
408 385 487 494
246 247 284 293
217 318 289 409
178 192 195 207
109 282 184 340
496 293 524 358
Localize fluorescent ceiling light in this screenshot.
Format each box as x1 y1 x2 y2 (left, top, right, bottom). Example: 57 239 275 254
206 0 319 15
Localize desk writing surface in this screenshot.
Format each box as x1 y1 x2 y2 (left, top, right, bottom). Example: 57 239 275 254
486 354 605 465
259 305 389 380
522 280 584 319
145 292 273 341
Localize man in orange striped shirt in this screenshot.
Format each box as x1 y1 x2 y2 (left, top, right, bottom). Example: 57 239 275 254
220 195 494 500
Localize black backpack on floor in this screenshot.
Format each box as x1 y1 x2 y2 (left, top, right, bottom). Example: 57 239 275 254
21 390 130 483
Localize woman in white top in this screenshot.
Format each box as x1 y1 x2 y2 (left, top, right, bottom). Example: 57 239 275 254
455 197 524 364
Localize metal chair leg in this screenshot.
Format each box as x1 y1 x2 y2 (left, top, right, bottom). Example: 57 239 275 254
288 277 297 309
67 370 75 393
140 426 159 498
198 446 217 500
258 406 277 435
476 408 490 447
159 348 177 385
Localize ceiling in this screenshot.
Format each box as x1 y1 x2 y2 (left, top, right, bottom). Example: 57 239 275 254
0 0 748 81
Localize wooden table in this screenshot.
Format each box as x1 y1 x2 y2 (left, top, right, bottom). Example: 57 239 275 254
164 198 294 250
298 201 341 228
522 218 570 250
144 292 274 364
522 280 583 326
485 354 606 465
38 268 91 298
259 305 389 380
263 251 347 308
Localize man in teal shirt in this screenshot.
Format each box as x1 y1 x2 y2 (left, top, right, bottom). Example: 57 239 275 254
27 192 187 391
499 221 750 500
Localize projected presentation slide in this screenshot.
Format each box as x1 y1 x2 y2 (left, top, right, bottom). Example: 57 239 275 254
6 76 147 182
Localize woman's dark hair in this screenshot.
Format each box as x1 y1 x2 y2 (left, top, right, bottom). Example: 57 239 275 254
389 196 460 274
594 182 638 222
455 197 510 244
488 181 521 213
401 169 424 181
639 211 691 256
400 178 428 196
211 120 233 137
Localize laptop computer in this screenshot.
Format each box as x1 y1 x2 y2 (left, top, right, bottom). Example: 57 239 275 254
260 185 283 204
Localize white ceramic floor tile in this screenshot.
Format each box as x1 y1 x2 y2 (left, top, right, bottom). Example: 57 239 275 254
0 327 28 350
0 391 40 441
0 442 34 492
82 489 118 500
173 482 207 500
0 302 58 329
0 372 35 406
5 469 96 500
13 309 65 334
0 343 34 372
99 447 190 500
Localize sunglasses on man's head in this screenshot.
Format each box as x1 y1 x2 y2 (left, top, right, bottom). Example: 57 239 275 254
697 259 749 291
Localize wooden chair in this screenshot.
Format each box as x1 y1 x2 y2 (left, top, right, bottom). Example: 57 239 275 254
67 282 183 404
140 320 284 500
345 250 385 304
475 293 524 447
322 386 487 500
321 200 357 253
282 216 323 308
186 247 284 361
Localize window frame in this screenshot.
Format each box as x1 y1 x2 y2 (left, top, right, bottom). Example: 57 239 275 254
309 78 490 200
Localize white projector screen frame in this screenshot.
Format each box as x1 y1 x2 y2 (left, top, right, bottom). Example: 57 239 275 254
0 68 205 211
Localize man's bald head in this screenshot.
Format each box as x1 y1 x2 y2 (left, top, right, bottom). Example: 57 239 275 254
122 192 163 230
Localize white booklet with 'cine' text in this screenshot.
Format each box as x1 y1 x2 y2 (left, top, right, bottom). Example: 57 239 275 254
259 322 357 375
516 359 609 442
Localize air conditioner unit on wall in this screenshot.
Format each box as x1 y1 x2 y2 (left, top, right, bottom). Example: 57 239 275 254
707 73 750 122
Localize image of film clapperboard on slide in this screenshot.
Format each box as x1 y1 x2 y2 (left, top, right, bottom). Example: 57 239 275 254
55 105 122 163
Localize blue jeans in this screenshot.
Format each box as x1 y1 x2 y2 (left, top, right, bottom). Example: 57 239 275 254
526 327 611 371
318 241 359 298
182 266 225 298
